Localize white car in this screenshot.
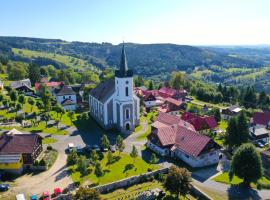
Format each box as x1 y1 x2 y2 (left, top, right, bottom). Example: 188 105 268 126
16 193 26 200
68 143 75 153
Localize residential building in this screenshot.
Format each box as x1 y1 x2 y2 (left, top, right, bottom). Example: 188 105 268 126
158 87 187 100
0 130 43 173
54 85 77 111
252 112 270 127
10 79 33 94
221 105 242 120
249 125 269 144
147 112 220 168
89 44 140 133
35 81 64 94
158 98 185 115
181 112 217 132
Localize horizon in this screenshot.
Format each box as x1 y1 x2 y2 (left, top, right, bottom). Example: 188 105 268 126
1 0 270 45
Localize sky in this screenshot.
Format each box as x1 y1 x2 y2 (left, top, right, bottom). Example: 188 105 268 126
1 0 270 45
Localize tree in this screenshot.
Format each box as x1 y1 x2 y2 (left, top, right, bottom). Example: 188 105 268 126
16 103 22 113
148 80 154 90
237 111 249 145
67 150 78 166
40 84 52 111
68 110 75 125
18 95 25 104
77 156 89 176
36 101 44 111
10 90 18 102
73 187 101 200
28 97 36 112
41 112 51 127
229 143 263 187
150 153 159 165
170 71 185 90
213 108 221 122
164 165 192 198
130 145 138 163
107 150 114 165
90 150 99 163
53 104 65 129
224 117 238 151
116 135 125 155
28 63 41 85
95 162 103 177
101 134 110 150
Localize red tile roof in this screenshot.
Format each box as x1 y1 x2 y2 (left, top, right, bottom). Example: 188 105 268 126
156 126 176 146
0 134 42 154
158 87 187 99
35 82 63 90
253 112 270 126
165 97 182 106
181 112 217 131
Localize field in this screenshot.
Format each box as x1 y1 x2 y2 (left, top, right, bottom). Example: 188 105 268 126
12 48 97 71
69 152 159 185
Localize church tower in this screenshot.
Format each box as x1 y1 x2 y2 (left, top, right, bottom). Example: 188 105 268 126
114 44 136 132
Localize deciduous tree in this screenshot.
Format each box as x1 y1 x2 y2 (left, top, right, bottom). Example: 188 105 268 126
130 145 138 163
73 187 101 200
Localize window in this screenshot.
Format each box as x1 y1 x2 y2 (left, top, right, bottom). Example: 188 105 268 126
69 96 71 99
63 96 66 99
126 109 130 119
126 81 129 84
125 87 129 96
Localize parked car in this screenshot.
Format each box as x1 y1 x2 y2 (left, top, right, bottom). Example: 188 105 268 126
30 195 38 200
109 145 116 152
0 183 9 191
76 146 84 154
92 145 100 152
16 193 26 200
256 141 265 148
68 143 75 153
54 188 62 197
42 191 50 200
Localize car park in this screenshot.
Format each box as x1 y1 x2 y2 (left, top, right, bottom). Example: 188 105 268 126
0 183 9 191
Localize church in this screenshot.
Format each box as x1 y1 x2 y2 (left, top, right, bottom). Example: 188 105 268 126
89 45 140 133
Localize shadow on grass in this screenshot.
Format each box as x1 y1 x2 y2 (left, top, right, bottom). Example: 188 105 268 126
30 129 43 133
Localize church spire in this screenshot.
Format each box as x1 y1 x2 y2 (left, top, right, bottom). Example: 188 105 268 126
115 42 133 78
120 43 128 74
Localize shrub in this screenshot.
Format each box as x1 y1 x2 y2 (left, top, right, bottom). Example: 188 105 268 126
47 145 53 150
39 159 47 166
147 168 153 172
33 160 39 166
257 181 270 190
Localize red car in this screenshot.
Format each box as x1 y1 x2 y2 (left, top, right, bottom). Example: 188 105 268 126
54 188 62 197
42 191 50 200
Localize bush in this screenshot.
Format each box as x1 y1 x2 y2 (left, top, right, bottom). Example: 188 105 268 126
39 159 47 166
33 160 39 166
47 145 53 150
257 181 270 190
147 168 153 172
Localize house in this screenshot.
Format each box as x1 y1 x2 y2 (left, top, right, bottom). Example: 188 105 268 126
260 149 270 177
54 85 77 111
249 125 269 145
35 81 64 95
143 91 157 108
222 105 242 120
147 112 220 168
252 112 270 127
158 87 188 100
158 98 185 115
181 112 217 132
10 79 33 94
0 130 43 173
89 44 140 133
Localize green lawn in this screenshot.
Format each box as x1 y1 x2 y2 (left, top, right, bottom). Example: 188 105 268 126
69 152 159 185
213 172 270 188
42 137 57 144
21 121 68 135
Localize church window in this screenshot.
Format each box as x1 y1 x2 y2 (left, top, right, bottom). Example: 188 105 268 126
125 87 128 96
126 109 129 119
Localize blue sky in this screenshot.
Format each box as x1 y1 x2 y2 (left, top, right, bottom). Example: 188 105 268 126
1 0 270 45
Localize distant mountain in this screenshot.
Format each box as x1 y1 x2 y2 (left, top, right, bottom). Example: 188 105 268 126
0 36 265 79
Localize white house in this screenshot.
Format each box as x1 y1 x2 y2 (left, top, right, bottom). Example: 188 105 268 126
89 44 140 133
54 85 77 111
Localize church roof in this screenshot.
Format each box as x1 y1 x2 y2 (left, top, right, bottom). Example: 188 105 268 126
89 79 115 103
115 44 133 78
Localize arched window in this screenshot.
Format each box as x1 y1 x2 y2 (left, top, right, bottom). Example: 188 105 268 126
126 109 129 119
125 87 129 96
